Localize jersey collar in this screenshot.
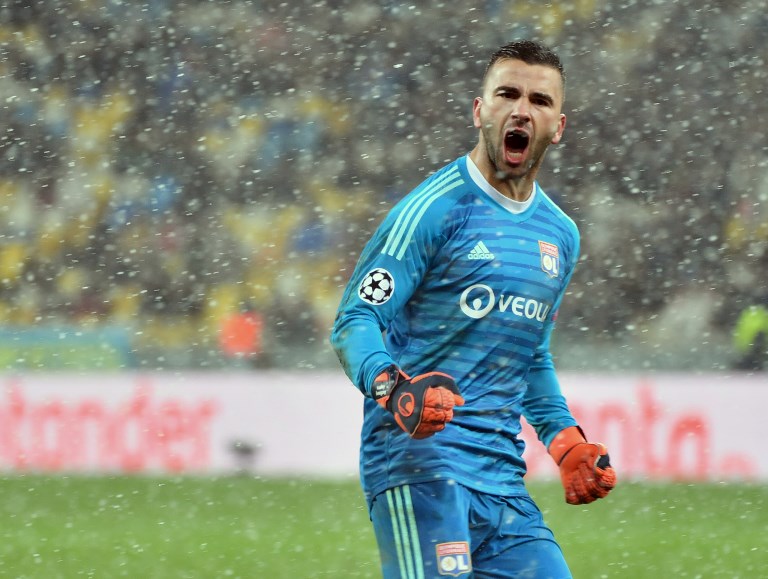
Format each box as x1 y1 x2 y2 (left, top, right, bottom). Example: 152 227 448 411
465 154 537 215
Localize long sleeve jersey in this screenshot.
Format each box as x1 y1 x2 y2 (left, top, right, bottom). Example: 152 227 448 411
330 155 580 505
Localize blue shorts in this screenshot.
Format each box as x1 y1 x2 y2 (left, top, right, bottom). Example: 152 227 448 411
370 480 571 579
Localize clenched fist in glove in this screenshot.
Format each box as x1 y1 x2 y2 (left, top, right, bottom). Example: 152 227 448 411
372 366 464 439
549 426 617 505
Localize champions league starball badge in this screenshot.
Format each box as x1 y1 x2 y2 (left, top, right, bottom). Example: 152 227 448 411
358 268 395 305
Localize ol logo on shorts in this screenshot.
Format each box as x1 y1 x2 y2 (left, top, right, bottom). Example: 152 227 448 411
436 541 472 576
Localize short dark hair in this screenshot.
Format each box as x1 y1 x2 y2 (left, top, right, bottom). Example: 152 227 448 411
483 40 565 87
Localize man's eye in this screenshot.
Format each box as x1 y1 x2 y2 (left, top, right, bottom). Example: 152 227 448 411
532 96 553 107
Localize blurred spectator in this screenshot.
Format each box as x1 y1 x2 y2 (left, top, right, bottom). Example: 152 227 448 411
733 304 768 371
219 308 265 365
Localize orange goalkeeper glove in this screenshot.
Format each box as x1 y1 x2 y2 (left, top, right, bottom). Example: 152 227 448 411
372 366 464 439
548 426 617 505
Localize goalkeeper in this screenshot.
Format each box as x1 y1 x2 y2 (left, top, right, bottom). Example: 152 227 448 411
330 40 616 578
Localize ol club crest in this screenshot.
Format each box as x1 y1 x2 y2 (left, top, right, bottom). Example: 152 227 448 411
538 240 560 278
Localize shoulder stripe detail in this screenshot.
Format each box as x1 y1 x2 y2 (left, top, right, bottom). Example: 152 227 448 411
538 186 578 230
382 167 463 261
385 485 425 579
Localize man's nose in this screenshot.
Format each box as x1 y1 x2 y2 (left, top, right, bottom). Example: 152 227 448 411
510 100 531 122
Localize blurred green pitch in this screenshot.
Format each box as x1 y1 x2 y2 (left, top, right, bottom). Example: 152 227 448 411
1 476 766 578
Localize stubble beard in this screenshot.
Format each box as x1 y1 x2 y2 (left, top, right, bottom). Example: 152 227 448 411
483 124 552 184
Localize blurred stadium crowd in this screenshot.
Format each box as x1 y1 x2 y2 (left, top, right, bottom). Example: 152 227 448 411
0 0 766 371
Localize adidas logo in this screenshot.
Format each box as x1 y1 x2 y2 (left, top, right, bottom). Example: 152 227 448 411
468 241 495 260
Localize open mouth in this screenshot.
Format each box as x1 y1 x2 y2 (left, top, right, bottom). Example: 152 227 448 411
504 130 530 162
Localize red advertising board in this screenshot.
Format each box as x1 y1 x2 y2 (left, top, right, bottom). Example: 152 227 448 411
0 372 764 480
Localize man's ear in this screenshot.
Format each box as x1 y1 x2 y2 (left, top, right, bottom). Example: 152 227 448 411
472 97 483 129
551 113 566 144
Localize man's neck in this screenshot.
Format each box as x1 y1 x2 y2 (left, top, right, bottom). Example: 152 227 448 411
468 145 536 202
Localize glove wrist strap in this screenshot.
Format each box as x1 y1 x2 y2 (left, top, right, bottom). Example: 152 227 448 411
372 365 404 402
548 425 587 465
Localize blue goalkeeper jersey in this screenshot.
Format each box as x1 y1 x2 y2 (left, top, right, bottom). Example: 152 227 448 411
330 155 580 505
